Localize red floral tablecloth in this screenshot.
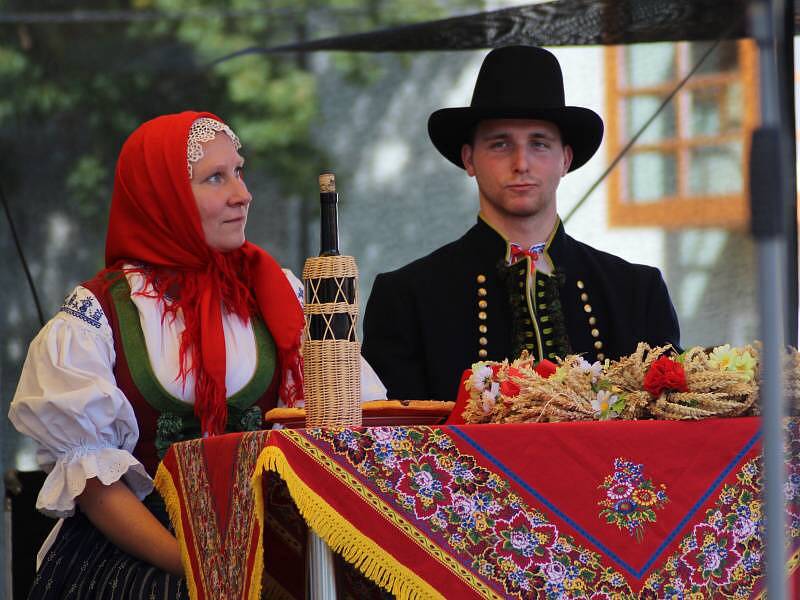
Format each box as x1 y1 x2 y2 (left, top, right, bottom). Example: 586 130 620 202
155 417 800 599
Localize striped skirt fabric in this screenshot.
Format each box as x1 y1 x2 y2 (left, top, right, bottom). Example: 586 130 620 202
28 497 187 600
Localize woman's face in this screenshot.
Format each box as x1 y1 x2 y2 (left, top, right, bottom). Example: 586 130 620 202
190 134 252 252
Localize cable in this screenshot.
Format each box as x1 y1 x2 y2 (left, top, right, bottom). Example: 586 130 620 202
0 7 316 24
0 180 45 327
562 15 745 225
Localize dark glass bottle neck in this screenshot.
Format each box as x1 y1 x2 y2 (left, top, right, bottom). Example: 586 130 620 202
320 191 340 256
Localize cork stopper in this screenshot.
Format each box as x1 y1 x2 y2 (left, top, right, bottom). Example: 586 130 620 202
319 171 336 193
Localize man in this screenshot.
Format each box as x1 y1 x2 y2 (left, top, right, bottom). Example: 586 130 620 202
362 45 680 401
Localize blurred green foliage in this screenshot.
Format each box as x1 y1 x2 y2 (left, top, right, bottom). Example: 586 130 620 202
0 0 482 236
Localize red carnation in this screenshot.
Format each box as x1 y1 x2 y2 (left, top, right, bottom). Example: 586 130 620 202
500 380 520 397
534 359 558 379
643 356 688 397
500 367 522 397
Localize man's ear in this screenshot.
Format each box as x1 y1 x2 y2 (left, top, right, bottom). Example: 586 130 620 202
562 145 574 176
461 144 476 177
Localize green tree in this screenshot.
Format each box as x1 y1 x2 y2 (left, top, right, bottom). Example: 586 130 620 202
0 0 484 464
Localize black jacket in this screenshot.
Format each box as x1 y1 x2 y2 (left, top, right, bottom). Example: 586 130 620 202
362 217 680 401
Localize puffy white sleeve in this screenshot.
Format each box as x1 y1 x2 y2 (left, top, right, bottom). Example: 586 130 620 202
282 268 387 402
8 286 153 518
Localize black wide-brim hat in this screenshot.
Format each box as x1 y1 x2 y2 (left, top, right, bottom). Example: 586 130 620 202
428 45 604 172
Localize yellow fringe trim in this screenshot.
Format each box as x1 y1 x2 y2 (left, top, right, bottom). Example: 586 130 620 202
253 446 445 600
151 445 800 600
154 462 201 600
248 440 267 600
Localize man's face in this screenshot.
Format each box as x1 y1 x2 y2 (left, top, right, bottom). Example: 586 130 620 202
461 119 573 223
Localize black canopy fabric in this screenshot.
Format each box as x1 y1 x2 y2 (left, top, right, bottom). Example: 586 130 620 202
212 0 796 349
216 0 757 62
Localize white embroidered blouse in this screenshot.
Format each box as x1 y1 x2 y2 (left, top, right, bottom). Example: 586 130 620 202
9 268 386 519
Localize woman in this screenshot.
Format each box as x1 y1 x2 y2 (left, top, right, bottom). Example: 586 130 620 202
8 111 305 598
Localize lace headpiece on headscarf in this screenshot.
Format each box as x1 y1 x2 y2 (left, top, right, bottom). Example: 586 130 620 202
187 117 241 179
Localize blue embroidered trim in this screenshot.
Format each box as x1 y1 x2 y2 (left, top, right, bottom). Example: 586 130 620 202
60 290 105 329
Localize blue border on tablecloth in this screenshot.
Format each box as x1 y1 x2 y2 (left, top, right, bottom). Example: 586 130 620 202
450 426 762 579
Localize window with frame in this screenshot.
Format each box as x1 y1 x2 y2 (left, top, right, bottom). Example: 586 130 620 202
605 40 758 229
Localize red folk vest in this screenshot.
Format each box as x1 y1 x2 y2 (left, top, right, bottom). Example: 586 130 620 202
83 274 279 475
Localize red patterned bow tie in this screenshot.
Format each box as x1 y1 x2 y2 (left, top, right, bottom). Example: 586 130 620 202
509 243 542 271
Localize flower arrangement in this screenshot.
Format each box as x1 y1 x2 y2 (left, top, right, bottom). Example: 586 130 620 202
598 458 669 541
461 342 764 424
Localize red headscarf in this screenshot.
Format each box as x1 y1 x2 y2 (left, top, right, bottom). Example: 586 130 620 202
103 111 304 435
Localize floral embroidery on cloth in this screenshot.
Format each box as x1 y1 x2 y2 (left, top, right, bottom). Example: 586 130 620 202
642 419 800 598
305 425 798 598
598 458 668 542
59 286 106 329
312 426 632 598
156 420 800 600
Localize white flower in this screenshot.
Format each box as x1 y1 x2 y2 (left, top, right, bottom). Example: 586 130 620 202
592 390 619 420
481 382 499 414
471 364 493 392
578 358 603 383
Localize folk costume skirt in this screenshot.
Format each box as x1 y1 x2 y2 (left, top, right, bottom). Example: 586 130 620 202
28 495 187 600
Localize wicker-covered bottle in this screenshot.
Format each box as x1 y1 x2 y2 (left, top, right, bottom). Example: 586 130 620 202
302 172 361 426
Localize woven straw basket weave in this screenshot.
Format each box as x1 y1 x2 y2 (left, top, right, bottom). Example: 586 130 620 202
302 255 361 427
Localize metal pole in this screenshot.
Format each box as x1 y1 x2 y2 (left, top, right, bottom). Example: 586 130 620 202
306 530 337 599
748 1 789 598
780 5 798 349
3 493 12 600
